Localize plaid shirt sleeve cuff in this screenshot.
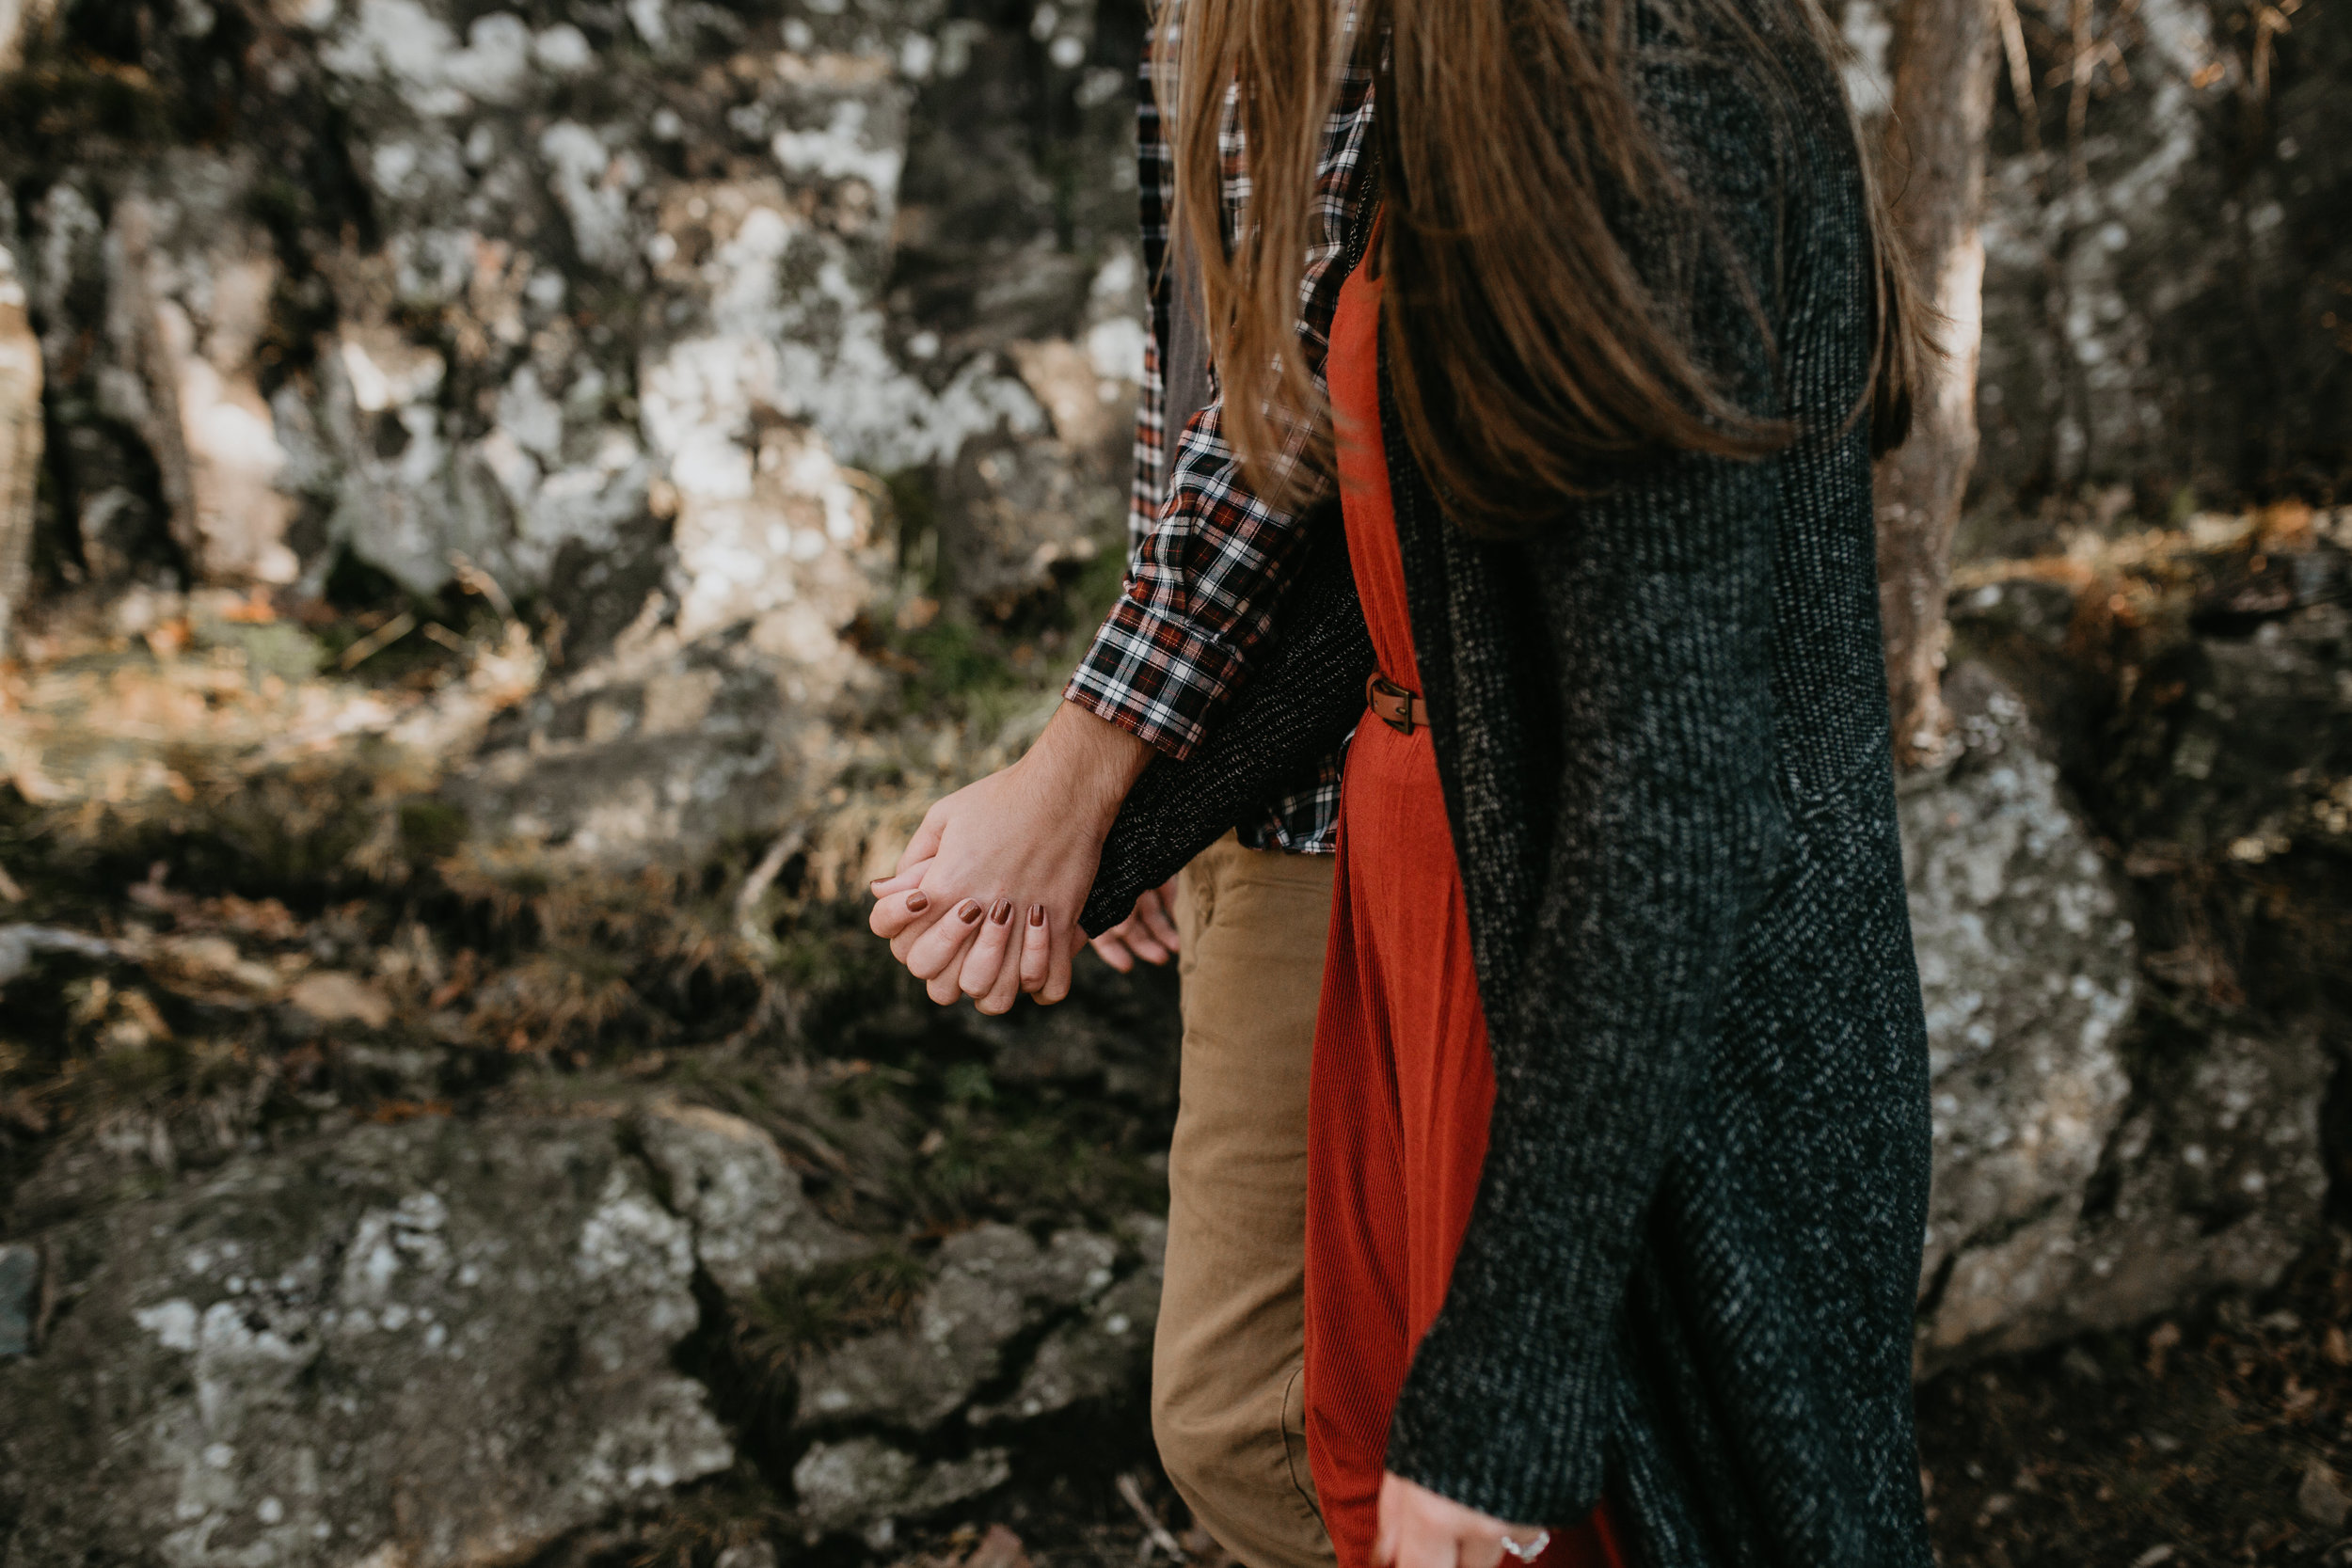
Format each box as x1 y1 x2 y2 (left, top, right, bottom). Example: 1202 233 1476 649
1062 591 1250 761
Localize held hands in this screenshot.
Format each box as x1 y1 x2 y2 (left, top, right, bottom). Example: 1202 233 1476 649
1376 1472 1550 1568
867 701 1153 1013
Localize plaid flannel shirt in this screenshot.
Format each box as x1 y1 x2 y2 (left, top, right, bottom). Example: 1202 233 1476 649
1061 54 1378 855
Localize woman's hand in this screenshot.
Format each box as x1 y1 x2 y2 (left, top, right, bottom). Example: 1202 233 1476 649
1375 1472 1549 1568
868 701 1153 1009
1088 879 1182 972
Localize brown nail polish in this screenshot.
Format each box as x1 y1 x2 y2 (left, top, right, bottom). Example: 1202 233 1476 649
906 892 929 912
991 898 1012 925
1028 903 1046 927
959 899 984 924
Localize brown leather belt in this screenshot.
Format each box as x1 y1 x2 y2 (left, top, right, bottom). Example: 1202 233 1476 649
1366 672 1429 736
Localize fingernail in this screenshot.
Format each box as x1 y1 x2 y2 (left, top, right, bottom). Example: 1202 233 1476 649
991 898 1012 925
1028 903 1046 927
906 892 929 912
959 899 984 924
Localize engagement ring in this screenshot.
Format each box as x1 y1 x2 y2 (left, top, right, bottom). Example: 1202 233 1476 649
1498 1529 1550 1562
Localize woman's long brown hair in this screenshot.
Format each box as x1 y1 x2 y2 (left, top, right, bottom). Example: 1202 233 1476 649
1157 0 1921 533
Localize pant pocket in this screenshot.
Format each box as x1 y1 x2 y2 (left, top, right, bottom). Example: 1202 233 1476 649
1281 1362 1326 1523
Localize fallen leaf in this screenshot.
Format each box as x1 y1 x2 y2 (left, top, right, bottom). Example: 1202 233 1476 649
2257 498 2315 548
219 588 279 625
961 1524 1028 1568
115 988 173 1043
287 971 394 1029
127 863 185 913
209 895 299 942
2299 1459 2351 1529
142 619 191 658
427 948 479 1009
0 1092 49 1135
155 934 280 998
364 1099 452 1124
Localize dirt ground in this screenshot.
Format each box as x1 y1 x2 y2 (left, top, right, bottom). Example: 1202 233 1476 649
5 825 2344 1567
858 1226 2352 1568
670 1220 2352 1568
1915 1229 2352 1568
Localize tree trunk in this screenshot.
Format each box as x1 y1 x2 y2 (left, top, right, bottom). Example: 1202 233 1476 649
0 244 40 659
1875 0 2000 769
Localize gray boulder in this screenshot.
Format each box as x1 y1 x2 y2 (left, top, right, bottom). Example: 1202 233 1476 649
1930 1022 2329 1362
795 1223 1118 1433
0 1114 732 1566
1902 665 2138 1357
970 1215 1164 1427
1903 664 2333 1369
634 1099 860 1296
791 1437 1011 1541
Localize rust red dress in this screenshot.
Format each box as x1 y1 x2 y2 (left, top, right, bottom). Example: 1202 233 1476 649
1302 232 1628 1568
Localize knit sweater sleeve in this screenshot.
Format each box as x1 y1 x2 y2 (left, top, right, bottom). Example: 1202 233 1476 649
1383 61 1794 1528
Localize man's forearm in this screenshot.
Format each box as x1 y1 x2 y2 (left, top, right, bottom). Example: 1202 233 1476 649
1022 700 1155 838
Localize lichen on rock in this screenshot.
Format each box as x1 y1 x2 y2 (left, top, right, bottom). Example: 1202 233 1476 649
794 1222 1119 1433
0 1114 735 1565
1901 662 2139 1364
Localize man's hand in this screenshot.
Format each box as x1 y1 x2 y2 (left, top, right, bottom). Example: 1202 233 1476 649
1375 1472 1549 1568
867 701 1152 1011
1089 879 1182 972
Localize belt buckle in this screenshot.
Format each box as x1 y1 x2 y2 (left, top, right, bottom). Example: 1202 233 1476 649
1367 673 1417 736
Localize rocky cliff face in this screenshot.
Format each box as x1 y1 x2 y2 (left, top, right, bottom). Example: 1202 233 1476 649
1840 0 2351 530
0 0 1141 863
15 0 2342 625
4 0 1140 612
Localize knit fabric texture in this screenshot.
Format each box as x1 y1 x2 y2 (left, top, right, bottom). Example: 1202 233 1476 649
1083 19 1934 1567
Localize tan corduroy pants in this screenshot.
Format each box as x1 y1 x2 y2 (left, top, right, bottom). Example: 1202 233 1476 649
1154 832 1339 1568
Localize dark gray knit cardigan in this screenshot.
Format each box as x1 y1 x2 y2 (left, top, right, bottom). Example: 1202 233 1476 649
1081 28 1934 1568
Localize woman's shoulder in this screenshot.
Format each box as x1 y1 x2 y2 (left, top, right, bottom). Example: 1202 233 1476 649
1638 24 1858 198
